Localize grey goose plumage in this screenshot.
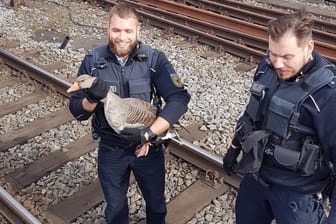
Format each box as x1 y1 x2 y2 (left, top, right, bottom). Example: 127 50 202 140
67 74 158 134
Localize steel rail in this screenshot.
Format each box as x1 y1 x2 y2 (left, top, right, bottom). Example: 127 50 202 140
0 48 72 223
0 44 242 221
0 48 72 98
134 0 336 64
169 135 241 188
188 0 336 33
141 10 265 60
182 0 336 43
136 1 267 50
140 0 267 38
0 187 42 224
1 0 333 219
100 0 265 61
247 0 336 21
96 0 335 63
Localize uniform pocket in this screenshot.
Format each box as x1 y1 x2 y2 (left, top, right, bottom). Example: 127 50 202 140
288 195 323 224
128 78 151 102
266 95 295 138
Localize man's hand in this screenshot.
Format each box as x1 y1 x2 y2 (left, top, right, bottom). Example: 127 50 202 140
86 77 109 103
135 143 150 157
223 145 241 176
120 128 147 147
120 128 160 157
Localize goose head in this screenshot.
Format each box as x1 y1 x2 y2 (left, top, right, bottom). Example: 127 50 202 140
67 74 96 93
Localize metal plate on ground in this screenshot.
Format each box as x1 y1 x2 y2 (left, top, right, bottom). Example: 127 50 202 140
33 29 67 43
71 37 107 51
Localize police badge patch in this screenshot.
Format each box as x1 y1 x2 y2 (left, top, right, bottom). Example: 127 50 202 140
170 73 184 87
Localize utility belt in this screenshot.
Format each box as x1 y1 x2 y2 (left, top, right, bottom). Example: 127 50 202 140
92 115 134 147
263 138 323 175
237 130 324 176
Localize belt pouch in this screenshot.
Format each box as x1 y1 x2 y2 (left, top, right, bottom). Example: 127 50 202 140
273 145 300 169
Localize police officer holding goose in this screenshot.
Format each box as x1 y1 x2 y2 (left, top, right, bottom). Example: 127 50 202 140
68 2 190 224
223 9 336 224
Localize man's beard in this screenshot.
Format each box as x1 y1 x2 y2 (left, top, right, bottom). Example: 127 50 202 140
109 41 137 58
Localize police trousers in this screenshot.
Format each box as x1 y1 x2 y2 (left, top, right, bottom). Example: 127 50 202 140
236 174 325 224
97 142 167 224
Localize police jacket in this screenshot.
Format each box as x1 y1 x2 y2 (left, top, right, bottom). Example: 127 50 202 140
69 42 190 146
236 50 336 194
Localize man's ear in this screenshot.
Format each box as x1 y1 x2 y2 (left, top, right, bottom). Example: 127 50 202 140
106 23 110 38
305 40 314 60
137 26 140 40
307 40 314 54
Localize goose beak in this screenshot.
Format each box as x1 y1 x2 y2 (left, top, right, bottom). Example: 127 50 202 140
67 82 80 93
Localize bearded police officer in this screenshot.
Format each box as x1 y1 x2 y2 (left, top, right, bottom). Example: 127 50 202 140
223 9 336 224
68 3 190 224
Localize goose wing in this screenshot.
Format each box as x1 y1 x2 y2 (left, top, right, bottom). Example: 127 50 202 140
123 98 157 128
103 91 128 133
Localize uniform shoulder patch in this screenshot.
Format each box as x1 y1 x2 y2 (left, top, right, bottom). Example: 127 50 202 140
170 73 184 87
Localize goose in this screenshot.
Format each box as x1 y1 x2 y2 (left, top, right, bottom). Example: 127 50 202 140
67 74 158 134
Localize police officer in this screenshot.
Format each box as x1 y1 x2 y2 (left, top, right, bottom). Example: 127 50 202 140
223 9 336 224
68 3 190 224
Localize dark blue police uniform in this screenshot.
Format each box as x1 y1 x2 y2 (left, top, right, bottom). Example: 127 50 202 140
69 42 190 224
233 50 336 224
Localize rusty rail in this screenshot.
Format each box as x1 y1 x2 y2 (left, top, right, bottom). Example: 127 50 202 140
183 0 336 44
134 0 336 63
0 48 72 97
0 186 42 224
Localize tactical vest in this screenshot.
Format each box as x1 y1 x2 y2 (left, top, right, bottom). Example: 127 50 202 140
87 43 160 140
237 59 336 175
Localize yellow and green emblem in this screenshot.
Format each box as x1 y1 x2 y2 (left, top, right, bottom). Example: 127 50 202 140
170 73 183 87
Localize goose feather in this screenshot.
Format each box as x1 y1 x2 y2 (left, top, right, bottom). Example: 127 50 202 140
67 74 158 134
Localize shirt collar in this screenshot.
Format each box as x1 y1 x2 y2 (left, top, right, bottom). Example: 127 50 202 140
116 55 128 67
300 50 317 75
289 50 317 82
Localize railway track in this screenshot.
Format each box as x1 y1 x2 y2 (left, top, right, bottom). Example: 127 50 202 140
134 0 336 63
1 0 335 223
94 0 336 66
0 186 42 224
0 47 239 223
181 0 336 33
180 0 336 40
